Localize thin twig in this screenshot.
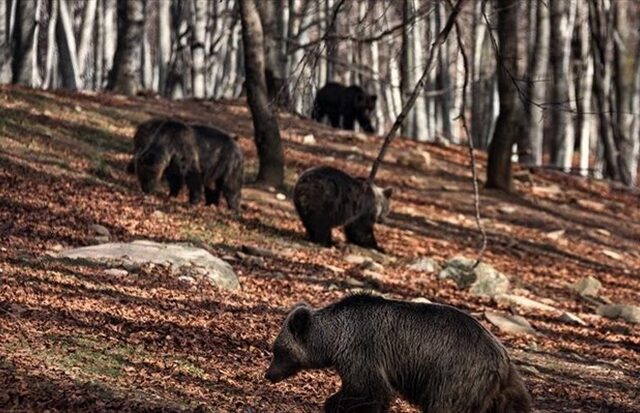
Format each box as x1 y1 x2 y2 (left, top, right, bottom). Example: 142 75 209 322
450 1 487 267
369 0 467 181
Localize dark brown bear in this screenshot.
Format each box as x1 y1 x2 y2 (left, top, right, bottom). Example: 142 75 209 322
126 118 166 174
293 166 391 250
312 82 377 133
134 119 243 209
266 294 532 413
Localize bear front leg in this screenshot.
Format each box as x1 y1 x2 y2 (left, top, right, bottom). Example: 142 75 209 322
205 186 222 206
185 169 203 205
305 221 333 247
356 113 375 133
344 219 379 251
165 162 184 197
342 113 356 130
325 389 390 413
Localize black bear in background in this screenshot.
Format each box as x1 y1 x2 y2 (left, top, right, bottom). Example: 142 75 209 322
133 119 244 210
266 294 532 413
293 166 392 250
312 82 377 133
126 118 166 174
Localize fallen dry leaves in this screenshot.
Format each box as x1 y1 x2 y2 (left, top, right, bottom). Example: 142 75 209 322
0 85 638 412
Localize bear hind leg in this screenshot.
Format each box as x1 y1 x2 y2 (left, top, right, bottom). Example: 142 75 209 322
165 161 184 197
344 221 379 251
325 389 390 413
302 218 332 247
185 169 203 205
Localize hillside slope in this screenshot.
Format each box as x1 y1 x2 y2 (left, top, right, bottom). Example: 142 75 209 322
0 85 638 412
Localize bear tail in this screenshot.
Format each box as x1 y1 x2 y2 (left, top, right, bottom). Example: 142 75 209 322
488 362 532 413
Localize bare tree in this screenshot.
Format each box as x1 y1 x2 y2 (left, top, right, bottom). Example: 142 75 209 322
107 0 144 95
76 0 97 80
522 0 549 165
401 0 417 137
191 0 207 98
239 0 285 186
257 0 289 107
157 0 171 95
56 0 81 89
0 0 12 83
576 0 593 176
12 0 42 86
486 0 518 191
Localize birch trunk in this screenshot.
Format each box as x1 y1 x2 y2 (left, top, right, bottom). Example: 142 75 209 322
0 0 12 83
42 0 58 89
401 0 416 138
56 0 81 89
76 0 97 78
577 1 593 176
103 0 116 84
191 0 207 98
12 0 41 86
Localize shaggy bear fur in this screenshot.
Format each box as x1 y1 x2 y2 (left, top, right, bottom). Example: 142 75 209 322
266 294 532 413
293 166 391 250
312 82 377 133
133 119 243 209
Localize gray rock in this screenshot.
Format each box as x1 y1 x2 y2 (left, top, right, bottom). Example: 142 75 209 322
411 297 432 304
485 311 536 335
344 277 365 288
345 254 368 265
495 294 558 313
439 257 509 297
57 240 239 290
90 224 110 237
408 257 438 273
597 304 640 324
560 312 588 326
104 268 128 277
396 150 431 172
497 205 517 215
178 275 196 284
241 244 275 257
570 276 602 297
362 260 384 272
302 134 316 144
90 235 110 245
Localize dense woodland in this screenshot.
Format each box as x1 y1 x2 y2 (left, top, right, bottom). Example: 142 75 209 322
1 0 639 188
1 1 640 412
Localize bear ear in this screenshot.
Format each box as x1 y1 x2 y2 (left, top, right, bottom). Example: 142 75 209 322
287 305 312 340
383 187 393 198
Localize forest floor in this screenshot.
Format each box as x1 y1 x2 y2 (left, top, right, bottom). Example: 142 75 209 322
0 85 638 413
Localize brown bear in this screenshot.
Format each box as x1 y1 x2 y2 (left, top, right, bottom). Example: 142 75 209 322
312 82 377 133
293 166 391 250
266 294 532 413
133 119 243 210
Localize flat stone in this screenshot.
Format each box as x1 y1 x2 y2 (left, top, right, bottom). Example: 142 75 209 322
485 311 536 335
276 193 286 201
560 312 588 326
345 254 368 265
408 257 439 273
411 297 432 304
495 294 558 313
497 205 517 215
570 276 602 297
361 260 384 272
597 304 640 324
104 268 128 277
302 134 316 144
396 150 431 172
57 240 239 290
439 257 509 297
90 224 110 237
323 264 345 274
90 235 110 245
545 230 565 241
178 275 196 284
602 249 623 261
575 199 607 212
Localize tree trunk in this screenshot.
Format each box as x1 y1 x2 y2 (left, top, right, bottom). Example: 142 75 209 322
486 0 518 191
107 0 144 95
191 0 207 98
0 0 12 83
257 0 289 107
325 0 336 83
629 42 640 186
523 0 549 165
577 0 593 177
93 0 104 89
103 0 116 84
12 0 41 86
157 0 170 95
548 0 574 167
76 0 97 78
588 0 619 180
42 0 58 89
436 1 452 140
239 0 284 187
401 0 416 138
470 0 487 148
56 0 81 90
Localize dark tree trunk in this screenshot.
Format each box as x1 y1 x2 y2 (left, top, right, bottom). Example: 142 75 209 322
0 0 12 83
486 0 518 191
12 0 40 86
256 0 289 107
240 0 284 187
107 0 144 95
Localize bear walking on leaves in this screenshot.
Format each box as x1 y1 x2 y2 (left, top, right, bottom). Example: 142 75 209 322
266 294 532 413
